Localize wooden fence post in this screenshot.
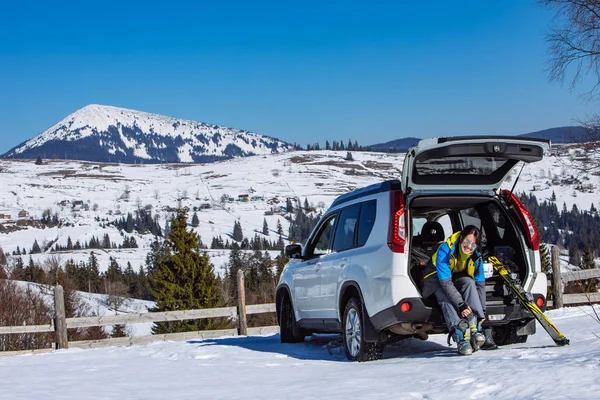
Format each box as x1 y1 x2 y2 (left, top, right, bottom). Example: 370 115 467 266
551 246 563 309
236 269 248 336
54 285 69 349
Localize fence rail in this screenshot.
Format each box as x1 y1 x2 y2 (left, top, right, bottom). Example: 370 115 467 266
0 270 278 352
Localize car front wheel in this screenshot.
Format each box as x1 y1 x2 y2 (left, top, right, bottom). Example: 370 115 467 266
342 298 383 361
279 294 306 343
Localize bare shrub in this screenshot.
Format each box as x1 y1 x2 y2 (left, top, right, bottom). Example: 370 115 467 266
0 281 53 351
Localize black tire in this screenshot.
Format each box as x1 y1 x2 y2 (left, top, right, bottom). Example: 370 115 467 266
342 298 384 362
279 294 305 343
493 322 529 346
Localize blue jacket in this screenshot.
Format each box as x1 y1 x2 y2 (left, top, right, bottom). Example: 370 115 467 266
422 231 486 316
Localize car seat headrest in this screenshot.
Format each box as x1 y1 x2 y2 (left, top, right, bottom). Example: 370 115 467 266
420 221 444 243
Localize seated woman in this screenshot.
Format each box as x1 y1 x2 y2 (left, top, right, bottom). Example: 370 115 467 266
422 225 496 355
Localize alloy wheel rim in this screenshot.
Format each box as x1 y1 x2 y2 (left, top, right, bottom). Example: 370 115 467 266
345 308 361 357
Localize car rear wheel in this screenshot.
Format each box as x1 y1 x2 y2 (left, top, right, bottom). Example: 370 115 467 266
279 294 306 343
342 298 383 361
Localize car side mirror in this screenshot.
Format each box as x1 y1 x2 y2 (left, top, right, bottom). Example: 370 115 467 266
285 244 303 259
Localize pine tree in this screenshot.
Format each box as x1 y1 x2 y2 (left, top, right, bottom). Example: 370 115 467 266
232 220 244 242
581 245 598 291
67 237 73 250
276 219 283 236
551 191 557 202
31 240 41 254
568 241 581 266
149 209 220 334
275 250 289 281
11 257 25 280
35 156 43 165
87 252 102 293
227 243 243 300
303 197 310 212
345 151 353 161
286 198 294 214
102 233 112 249
262 218 269 235
111 324 127 338
325 140 331 150
106 257 122 283
125 213 134 233
191 212 199 227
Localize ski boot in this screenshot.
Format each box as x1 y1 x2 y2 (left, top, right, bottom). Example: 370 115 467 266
467 314 485 352
454 319 473 356
480 326 498 350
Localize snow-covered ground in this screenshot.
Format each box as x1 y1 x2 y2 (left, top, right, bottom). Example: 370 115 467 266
1 305 599 399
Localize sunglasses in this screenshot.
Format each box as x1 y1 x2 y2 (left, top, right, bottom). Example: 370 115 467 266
462 238 478 250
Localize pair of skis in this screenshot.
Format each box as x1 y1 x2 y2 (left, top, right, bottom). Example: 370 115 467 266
487 256 570 346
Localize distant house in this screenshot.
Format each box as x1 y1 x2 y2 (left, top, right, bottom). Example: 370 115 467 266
18 210 29 219
59 200 70 207
251 196 263 201
0 213 10 220
532 184 542 191
200 203 211 210
238 194 249 202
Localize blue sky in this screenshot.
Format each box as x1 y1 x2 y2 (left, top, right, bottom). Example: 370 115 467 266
0 1 596 151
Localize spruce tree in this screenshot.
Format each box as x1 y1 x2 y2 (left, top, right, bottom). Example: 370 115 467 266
191 212 199 227
262 218 269 235
276 219 283 236
11 257 25 280
232 220 244 242
31 240 41 254
149 209 220 334
111 324 127 338
87 252 102 293
227 243 243 300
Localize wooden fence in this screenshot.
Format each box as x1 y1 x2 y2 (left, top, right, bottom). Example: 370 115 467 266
0 270 278 354
549 246 600 307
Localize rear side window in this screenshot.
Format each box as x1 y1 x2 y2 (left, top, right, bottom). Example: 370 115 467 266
333 204 360 253
357 200 377 247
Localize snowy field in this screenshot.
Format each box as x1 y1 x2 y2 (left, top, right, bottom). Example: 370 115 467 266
1 306 599 399
1 145 598 277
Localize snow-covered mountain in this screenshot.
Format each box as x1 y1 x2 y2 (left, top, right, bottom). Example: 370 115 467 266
1 104 293 163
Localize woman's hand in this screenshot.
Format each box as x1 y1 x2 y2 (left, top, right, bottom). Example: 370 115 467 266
458 303 472 318
461 306 472 318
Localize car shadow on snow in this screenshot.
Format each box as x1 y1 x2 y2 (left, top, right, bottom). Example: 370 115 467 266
190 334 454 361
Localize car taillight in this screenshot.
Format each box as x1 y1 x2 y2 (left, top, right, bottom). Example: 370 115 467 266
388 190 406 253
536 296 545 307
502 189 540 251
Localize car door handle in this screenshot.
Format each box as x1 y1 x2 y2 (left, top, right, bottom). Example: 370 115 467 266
338 258 347 268
314 262 323 272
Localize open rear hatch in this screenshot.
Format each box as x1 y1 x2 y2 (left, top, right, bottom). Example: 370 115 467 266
402 136 550 194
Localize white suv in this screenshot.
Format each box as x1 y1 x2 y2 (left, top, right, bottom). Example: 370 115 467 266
276 137 550 361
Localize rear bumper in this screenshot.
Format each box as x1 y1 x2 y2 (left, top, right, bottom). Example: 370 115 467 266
369 297 537 332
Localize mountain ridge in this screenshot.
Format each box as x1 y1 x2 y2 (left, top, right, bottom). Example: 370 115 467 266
2 104 293 163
